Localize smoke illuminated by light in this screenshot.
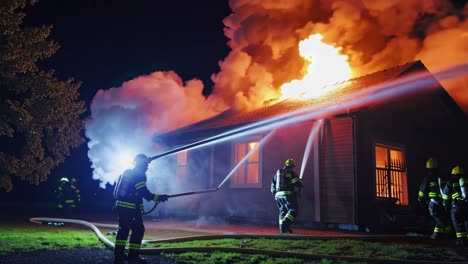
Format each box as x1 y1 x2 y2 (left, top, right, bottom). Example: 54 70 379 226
280 34 352 100
116 150 136 172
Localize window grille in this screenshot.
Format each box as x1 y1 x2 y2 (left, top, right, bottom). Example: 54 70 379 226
375 145 408 205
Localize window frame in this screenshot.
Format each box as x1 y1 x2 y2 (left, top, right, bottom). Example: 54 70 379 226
230 136 263 189
374 143 408 206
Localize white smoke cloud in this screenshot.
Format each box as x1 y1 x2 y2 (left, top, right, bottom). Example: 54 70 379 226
85 71 218 187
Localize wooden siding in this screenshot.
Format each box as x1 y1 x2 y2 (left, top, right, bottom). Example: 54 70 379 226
319 117 355 224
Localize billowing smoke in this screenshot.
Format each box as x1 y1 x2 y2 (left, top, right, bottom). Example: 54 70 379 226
85 71 219 187
86 0 467 190
217 0 467 111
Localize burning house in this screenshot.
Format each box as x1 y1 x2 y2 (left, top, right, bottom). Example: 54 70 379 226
84 0 468 231
155 61 467 231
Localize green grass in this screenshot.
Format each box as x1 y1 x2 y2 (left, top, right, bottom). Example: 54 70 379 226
1 222 466 264
0 223 105 253
150 238 466 263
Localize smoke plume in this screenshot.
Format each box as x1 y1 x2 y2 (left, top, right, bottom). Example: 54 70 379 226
86 0 467 189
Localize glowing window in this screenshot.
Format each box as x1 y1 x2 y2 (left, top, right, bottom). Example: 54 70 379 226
232 141 261 187
375 144 408 205
176 150 187 184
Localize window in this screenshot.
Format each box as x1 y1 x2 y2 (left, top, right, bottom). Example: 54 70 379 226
375 144 408 205
176 150 188 184
232 140 261 187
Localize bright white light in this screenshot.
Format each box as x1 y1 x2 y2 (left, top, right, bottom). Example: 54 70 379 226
116 150 136 172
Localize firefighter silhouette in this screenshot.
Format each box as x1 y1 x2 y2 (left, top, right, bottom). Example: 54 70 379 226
55 177 80 218
417 158 451 239
443 165 468 246
271 158 304 233
113 154 169 264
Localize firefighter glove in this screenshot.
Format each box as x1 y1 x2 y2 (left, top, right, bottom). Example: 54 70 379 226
157 194 169 202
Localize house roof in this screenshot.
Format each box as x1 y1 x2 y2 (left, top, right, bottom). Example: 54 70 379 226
155 61 459 146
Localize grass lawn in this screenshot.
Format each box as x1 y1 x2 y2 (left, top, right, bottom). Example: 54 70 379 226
0 222 105 253
1 220 467 264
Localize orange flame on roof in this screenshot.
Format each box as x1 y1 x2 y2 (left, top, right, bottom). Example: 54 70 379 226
280 34 352 100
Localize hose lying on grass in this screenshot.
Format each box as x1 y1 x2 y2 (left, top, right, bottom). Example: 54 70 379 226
30 217 465 264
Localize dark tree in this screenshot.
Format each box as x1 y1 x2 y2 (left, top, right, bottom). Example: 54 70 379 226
0 0 85 192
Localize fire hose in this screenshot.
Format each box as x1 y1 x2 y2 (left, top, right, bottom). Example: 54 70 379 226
143 188 218 215
28 217 464 264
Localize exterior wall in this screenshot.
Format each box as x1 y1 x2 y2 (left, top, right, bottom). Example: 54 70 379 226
166 118 358 226
319 117 355 224
354 82 468 229
178 121 320 224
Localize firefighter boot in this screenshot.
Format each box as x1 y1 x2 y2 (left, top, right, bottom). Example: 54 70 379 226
430 231 440 240
281 218 292 233
278 218 286 233
114 256 125 264
128 249 147 264
113 246 125 264
279 222 288 233
128 255 147 264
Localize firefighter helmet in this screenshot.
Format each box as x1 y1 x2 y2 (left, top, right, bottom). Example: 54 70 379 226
451 165 464 175
285 158 295 167
133 154 149 168
426 158 438 169
60 177 69 182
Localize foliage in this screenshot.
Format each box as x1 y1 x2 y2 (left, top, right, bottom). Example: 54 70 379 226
0 0 85 191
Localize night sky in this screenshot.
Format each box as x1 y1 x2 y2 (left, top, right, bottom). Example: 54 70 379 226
24 0 231 102
5 0 232 207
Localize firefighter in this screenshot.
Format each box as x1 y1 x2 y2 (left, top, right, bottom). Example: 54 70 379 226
461 166 468 239
417 158 450 239
55 176 80 218
442 165 467 246
113 154 169 264
271 158 304 233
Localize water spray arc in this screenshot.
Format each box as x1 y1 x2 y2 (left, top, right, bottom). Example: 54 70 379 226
216 130 276 189
299 120 324 179
145 129 274 209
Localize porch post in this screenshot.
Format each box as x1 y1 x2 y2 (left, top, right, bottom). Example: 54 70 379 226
313 121 324 222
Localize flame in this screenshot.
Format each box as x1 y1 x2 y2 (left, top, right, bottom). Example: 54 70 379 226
279 34 352 100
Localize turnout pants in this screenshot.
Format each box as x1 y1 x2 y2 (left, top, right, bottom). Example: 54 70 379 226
114 207 145 259
428 201 450 237
451 200 468 242
275 194 298 232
